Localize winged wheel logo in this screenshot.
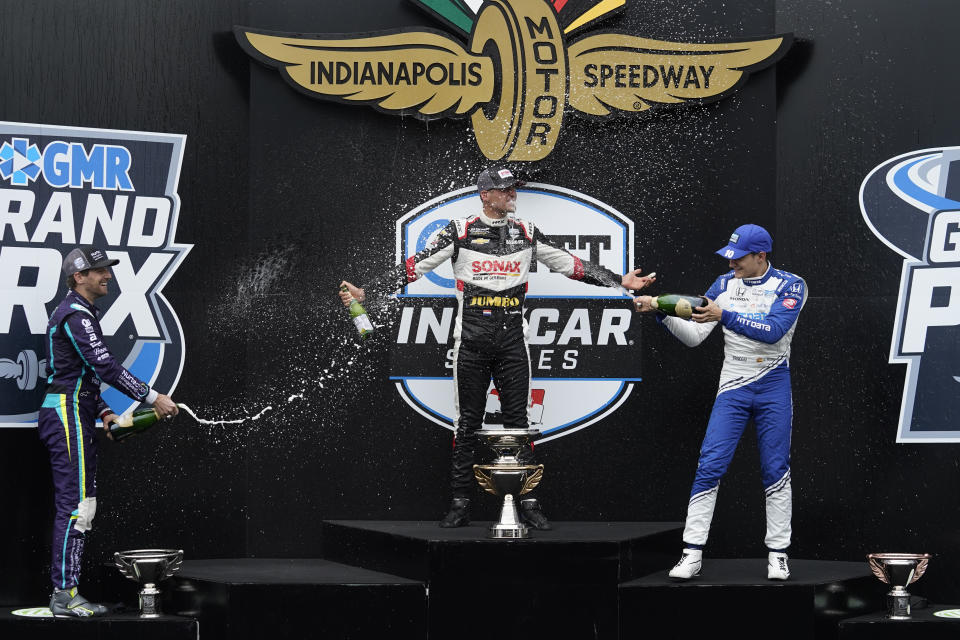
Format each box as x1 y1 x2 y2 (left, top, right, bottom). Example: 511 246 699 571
235 0 790 161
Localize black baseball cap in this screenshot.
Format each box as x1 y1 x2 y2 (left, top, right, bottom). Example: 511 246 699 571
62 246 120 275
477 167 525 191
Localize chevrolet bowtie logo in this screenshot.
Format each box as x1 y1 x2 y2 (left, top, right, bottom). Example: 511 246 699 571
235 0 791 161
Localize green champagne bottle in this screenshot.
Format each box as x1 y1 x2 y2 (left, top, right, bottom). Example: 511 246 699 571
650 294 708 319
108 408 161 442
341 285 374 339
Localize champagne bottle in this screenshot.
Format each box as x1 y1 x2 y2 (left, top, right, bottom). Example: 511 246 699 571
108 408 161 442
650 294 708 319
340 285 374 339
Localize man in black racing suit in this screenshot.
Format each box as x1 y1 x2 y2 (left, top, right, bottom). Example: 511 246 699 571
339 167 655 528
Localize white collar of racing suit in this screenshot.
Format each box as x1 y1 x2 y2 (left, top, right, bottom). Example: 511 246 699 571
741 262 773 286
479 211 509 227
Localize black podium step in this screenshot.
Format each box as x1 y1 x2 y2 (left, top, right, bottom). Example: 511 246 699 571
839 604 960 639
321 519 682 639
0 607 198 640
621 559 883 640
170 558 426 640
321 519 683 581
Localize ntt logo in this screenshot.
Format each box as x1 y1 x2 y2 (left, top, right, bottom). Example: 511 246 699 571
0 136 133 190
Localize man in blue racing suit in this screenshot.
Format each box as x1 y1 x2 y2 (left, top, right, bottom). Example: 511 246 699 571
339 167 655 530
634 224 806 581
38 246 179 616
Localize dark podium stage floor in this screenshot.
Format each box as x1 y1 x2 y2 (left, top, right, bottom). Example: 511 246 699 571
0 607 198 640
176 556 422 585
2 520 913 640
320 519 681 540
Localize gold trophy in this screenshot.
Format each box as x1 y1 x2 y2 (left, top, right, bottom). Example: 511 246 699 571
867 552 932 619
473 429 543 539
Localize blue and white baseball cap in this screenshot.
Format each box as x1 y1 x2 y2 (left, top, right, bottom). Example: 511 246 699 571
715 224 772 259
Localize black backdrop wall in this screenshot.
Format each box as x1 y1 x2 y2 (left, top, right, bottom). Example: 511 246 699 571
2 0 958 607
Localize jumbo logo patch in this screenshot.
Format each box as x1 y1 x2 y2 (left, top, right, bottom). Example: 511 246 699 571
0 121 191 427
860 147 960 442
235 0 790 161
389 183 640 443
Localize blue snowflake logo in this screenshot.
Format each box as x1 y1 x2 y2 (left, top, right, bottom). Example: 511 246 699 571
0 137 42 185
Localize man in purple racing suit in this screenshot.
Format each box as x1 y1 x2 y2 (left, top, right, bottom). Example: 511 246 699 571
634 224 807 581
37 246 179 617
339 167 655 529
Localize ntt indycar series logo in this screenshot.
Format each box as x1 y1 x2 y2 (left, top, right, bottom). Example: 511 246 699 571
0 121 190 427
390 183 638 443
860 147 960 442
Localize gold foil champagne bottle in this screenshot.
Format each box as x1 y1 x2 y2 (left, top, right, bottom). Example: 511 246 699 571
108 408 161 441
340 285 374 339
650 294 708 319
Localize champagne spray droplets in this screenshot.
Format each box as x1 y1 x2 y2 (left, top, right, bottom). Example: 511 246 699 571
176 403 273 426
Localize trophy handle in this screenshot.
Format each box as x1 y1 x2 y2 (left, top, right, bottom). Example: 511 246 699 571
114 551 137 581
473 467 498 496
913 558 930 582
165 550 185 579
867 558 889 583
519 465 544 495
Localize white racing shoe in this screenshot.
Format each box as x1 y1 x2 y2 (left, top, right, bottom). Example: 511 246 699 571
668 548 702 580
768 552 790 580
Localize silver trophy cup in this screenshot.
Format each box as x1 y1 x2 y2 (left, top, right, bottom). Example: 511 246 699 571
473 429 543 539
115 548 184 617
867 552 932 619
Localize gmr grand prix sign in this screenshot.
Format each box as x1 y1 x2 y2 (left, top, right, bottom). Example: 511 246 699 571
389 183 639 442
235 0 790 161
860 147 960 442
0 121 190 427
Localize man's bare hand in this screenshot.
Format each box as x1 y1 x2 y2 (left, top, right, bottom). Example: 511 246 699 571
154 394 178 420
621 269 657 291
633 295 657 313
339 281 365 306
692 297 722 323
102 412 120 440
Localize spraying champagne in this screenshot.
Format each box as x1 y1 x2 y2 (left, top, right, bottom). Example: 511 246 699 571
339 284 374 339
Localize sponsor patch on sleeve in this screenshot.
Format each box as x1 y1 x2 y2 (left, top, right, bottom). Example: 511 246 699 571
782 298 797 309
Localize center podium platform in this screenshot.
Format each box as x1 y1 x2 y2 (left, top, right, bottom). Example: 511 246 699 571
320 519 682 639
